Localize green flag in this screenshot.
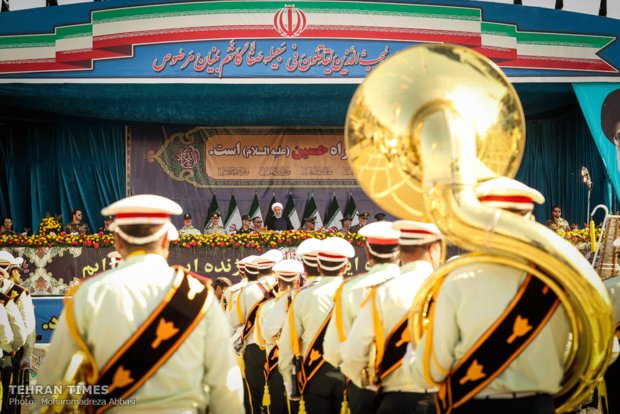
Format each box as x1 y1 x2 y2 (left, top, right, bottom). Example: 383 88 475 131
284 193 300 230
302 194 323 229
323 194 343 231
204 194 220 229
225 194 242 233
343 193 359 226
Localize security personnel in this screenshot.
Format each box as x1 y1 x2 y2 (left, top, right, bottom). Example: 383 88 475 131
229 250 282 413
323 221 400 414
36 194 244 413
341 221 443 414
236 215 254 235
97 215 114 235
279 237 354 414
204 211 228 235
179 213 201 236
410 178 570 414
349 212 369 233
255 259 303 414
339 216 353 234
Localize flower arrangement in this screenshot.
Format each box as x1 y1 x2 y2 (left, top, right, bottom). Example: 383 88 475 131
0 229 366 250
37 214 62 236
557 226 603 256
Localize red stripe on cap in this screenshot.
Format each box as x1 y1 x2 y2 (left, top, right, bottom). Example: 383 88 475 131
115 213 170 219
479 195 532 204
366 238 399 245
318 252 347 260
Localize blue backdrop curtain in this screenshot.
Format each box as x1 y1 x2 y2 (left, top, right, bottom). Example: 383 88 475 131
0 99 615 233
516 105 616 227
0 120 125 234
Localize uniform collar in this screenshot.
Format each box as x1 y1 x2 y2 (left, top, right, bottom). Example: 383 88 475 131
400 260 434 275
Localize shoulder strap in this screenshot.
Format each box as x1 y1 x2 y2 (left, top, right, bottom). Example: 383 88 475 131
435 273 559 414
93 266 213 413
333 277 357 342
376 314 409 381
299 311 332 393
241 281 276 341
0 292 12 306
7 284 25 303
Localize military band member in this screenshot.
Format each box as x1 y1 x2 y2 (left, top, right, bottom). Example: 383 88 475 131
279 237 354 414
294 238 323 281
0 259 35 414
410 178 570 414
0 295 14 413
225 255 255 316
179 213 201 236
37 195 244 413
340 221 443 414
229 250 282 413
603 268 620 413
256 259 304 414
0 267 23 414
323 221 400 414
204 211 228 235
349 212 369 233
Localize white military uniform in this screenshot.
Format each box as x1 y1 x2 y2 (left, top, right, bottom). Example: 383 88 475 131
605 275 620 324
37 194 244 414
323 263 399 369
0 305 13 354
229 275 277 348
341 260 434 391
1 278 36 363
278 276 343 393
409 262 570 396
3 297 26 353
37 253 244 413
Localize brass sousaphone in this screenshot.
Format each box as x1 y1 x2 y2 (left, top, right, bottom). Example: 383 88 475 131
344 44 613 412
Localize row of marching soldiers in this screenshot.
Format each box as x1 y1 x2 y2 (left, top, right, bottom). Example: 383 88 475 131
0 252 36 414
224 176 620 414
225 217 442 414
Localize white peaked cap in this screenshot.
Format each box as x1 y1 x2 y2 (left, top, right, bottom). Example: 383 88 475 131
273 259 304 282
237 255 259 269
358 221 400 258
296 238 322 265
0 251 23 268
476 177 544 212
358 222 400 244
391 220 442 246
317 237 355 271
102 194 182 244
254 249 284 270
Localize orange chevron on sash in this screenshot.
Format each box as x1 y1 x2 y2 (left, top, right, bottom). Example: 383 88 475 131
435 273 559 414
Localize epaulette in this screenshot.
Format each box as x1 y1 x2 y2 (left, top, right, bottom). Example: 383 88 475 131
7 283 25 302
172 266 212 287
